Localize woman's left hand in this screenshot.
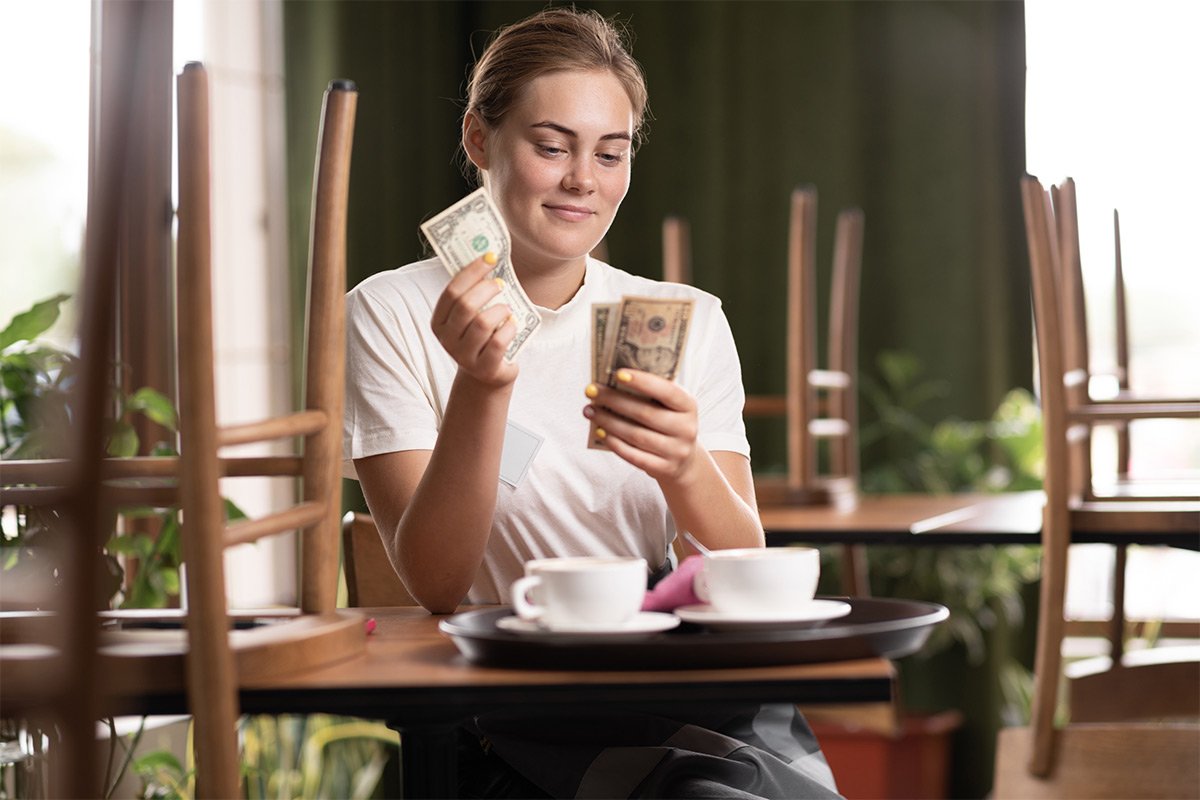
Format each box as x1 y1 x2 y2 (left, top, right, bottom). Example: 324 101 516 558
582 369 700 483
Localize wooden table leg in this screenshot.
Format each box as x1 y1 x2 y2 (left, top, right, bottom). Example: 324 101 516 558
393 722 459 799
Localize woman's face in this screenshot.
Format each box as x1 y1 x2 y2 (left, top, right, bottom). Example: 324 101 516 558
467 69 634 275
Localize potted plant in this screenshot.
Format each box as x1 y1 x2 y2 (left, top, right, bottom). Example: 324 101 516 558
810 351 1041 799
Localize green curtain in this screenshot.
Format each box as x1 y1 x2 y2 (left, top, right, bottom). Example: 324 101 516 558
283 0 1029 479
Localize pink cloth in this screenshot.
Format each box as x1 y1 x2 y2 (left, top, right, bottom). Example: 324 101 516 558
641 555 704 612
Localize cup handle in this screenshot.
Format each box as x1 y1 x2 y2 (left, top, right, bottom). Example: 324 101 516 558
511 575 544 621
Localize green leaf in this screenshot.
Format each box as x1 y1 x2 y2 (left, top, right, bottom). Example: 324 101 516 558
105 535 139 556
158 513 181 563
159 566 180 595
107 421 139 457
126 387 178 430
0 294 71 351
225 498 248 522
133 750 185 776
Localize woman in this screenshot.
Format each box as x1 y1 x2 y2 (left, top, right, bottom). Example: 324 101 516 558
345 8 840 798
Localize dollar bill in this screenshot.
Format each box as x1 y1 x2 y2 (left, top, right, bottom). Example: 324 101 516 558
606 296 693 386
591 302 618 384
420 187 541 360
587 296 694 449
588 303 619 449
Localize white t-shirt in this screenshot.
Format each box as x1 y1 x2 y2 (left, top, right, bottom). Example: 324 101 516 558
343 256 750 603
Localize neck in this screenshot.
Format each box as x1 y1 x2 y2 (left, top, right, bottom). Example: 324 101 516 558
513 254 587 310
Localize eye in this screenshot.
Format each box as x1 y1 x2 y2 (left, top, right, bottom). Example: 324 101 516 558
597 151 628 166
537 144 567 157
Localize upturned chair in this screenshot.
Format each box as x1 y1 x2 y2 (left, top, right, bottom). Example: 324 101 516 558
662 191 868 593
991 176 1200 799
1048 176 1200 691
1 66 364 797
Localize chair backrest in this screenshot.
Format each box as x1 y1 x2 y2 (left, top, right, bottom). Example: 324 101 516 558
341 512 418 607
662 188 864 507
1049 178 1096 501
660 191 868 595
175 63 363 796
1 65 363 798
1112 208 1132 475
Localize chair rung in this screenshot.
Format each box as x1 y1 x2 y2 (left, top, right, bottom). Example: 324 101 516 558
225 501 326 547
219 410 328 447
1072 402 1200 421
809 369 851 389
809 418 851 437
0 485 71 505
1063 368 1089 388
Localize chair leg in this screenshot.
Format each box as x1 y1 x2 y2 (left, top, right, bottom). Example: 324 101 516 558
1109 545 1127 663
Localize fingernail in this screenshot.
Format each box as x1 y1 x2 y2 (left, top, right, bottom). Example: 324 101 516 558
583 405 595 419
483 251 498 265
594 427 607 440
584 384 599 398
507 313 516 324
493 277 506 290
616 369 633 383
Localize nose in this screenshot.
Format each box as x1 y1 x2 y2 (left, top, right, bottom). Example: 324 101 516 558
563 156 597 194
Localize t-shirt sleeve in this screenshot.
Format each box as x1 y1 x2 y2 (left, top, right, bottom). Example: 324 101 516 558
342 284 440 479
691 299 751 458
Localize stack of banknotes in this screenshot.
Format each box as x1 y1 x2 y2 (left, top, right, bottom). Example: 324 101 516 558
588 296 694 448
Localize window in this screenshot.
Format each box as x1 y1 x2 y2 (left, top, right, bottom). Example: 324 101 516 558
1025 0 1200 628
0 2 91 345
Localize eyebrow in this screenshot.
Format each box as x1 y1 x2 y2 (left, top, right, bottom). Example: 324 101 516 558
531 121 632 143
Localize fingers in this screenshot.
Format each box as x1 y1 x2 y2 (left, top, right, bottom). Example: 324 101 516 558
587 372 697 435
609 369 692 412
432 252 503 330
430 251 520 386
583 374 699 479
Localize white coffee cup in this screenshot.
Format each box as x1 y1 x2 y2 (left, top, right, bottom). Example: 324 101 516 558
511 556 647 629
696 547 820 616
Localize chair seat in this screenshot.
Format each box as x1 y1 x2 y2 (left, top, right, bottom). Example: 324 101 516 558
1067 646 1200 723
994 723 1200 799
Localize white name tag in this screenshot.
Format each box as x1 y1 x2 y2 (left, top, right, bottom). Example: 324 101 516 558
499 419 544 488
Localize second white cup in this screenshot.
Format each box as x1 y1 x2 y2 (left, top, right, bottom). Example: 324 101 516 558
696 547 820 616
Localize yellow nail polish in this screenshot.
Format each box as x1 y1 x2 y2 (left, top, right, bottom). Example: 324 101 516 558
493 277 506 290
585 384 599 398
616 369 633 383
507 314 516 324
594 427 607 440
483 251 498 265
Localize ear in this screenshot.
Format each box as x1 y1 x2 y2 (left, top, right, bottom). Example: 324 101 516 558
462 112 489 171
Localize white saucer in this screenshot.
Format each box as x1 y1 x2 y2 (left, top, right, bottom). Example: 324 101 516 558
675 600 852 631
496 612 680 639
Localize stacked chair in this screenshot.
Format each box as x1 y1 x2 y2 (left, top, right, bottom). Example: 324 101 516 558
662 188 869 594
992 175 1200 799
1 65 363 797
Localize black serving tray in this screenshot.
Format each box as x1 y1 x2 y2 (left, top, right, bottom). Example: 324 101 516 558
439 597 948 670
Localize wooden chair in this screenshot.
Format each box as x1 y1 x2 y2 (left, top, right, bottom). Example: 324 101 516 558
991 176 1200 799
1049 177 1200 678
341 512 417 607
2 66 364 797
663 190 869 594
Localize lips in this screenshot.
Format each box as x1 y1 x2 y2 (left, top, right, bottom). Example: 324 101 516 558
545 203 595 222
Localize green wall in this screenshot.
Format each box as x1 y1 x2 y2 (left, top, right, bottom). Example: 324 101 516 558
284 0 1030 478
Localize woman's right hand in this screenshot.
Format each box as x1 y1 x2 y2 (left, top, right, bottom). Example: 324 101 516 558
431 252 519 387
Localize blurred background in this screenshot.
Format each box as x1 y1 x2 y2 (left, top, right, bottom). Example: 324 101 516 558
2 1 1197 796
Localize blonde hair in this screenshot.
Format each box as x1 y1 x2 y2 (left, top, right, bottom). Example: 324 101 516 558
463 7 649 178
